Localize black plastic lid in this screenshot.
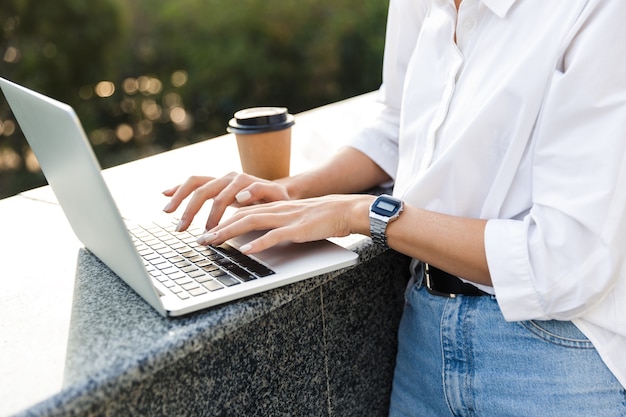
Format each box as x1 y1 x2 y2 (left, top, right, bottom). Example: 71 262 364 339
227 107 295 134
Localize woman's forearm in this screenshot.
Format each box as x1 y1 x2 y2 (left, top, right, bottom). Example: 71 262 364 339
277 146 491 285
386 206 491 286
344 195 491 286
277 146 392 199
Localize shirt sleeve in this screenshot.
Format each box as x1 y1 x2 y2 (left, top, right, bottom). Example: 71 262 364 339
347 94 400 180
487 1 626 323
347 0 427 180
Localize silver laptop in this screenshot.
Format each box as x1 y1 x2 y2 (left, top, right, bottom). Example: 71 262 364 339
0 77 359 317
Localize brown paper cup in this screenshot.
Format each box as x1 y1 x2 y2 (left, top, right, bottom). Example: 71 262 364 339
227 107 295 180
235 127 291 180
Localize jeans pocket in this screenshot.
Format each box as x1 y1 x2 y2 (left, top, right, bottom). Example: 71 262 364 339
520 319 594 349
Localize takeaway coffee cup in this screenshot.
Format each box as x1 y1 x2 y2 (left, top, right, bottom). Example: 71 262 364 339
227 107 295 180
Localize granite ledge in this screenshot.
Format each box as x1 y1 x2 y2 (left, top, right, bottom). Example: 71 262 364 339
15 235 394 417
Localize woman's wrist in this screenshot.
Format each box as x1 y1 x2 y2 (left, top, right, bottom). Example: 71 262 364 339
352 194 377 236
274 173 310 200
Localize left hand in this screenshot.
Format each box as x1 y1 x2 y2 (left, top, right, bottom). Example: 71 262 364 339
196 194 374 254
162 172 291 232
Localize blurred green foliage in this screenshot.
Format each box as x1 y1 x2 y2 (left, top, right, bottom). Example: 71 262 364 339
0 0 388 198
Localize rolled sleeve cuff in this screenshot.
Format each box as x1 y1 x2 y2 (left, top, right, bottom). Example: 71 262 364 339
348 133 398 180
485 218 546 321
346 101 400 180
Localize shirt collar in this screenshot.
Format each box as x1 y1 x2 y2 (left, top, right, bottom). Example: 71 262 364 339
481 0 517 18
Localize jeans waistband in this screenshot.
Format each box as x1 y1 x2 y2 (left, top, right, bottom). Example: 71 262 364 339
422 263 490 298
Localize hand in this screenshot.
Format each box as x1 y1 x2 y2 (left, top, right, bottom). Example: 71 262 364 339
196 194 374 254
162 172 291 232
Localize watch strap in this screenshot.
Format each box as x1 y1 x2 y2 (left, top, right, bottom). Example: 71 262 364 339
370 215 389 247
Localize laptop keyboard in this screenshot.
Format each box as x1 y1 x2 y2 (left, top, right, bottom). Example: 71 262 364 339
127 220 275 300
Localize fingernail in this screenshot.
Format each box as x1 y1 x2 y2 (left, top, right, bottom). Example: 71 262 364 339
163 202 172 212
236 190 251 203
175 219 185 232
239 243 252 253
197 232 218 245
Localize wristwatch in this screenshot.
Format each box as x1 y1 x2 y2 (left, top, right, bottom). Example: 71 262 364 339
369 194 404 247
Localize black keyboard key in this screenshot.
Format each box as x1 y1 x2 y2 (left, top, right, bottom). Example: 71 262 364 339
230 254 250 263
206 253 222 261
227 265 256 282
215 243 238 255
214 258 237 268
249 267 275 278
238 260 274 277
130 221 277 289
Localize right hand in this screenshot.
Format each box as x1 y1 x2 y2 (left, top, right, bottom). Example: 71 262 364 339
162 172 291 232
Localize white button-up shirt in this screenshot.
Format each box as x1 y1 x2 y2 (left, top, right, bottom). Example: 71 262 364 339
350 0 626 387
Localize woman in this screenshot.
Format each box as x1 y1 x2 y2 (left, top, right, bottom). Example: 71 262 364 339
164 0 626 415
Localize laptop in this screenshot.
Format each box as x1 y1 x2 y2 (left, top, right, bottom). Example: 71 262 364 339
0 77 359 317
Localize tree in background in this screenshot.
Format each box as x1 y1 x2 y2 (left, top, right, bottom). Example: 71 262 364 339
0 0 388 198
0 0 130 196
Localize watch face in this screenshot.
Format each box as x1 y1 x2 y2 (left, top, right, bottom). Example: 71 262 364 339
372 195 402 217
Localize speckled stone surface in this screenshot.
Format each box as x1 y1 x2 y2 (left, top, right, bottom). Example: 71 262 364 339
1 91 406 416
15 240 411 417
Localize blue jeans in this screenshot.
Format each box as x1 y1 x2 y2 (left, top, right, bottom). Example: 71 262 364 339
389 273 626 417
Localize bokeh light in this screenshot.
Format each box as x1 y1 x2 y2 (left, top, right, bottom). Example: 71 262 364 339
171 70 188 87
95 81 115 98
24 149 40 172
115 124 134 142
3 46 20 63
1 120 16 136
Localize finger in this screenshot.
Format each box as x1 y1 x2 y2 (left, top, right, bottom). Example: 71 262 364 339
238 226 300 254
205 173 271 230
162 185 180 197
163 176 213 213
198 211 293 246
214 197 354 247
177 174 238 231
